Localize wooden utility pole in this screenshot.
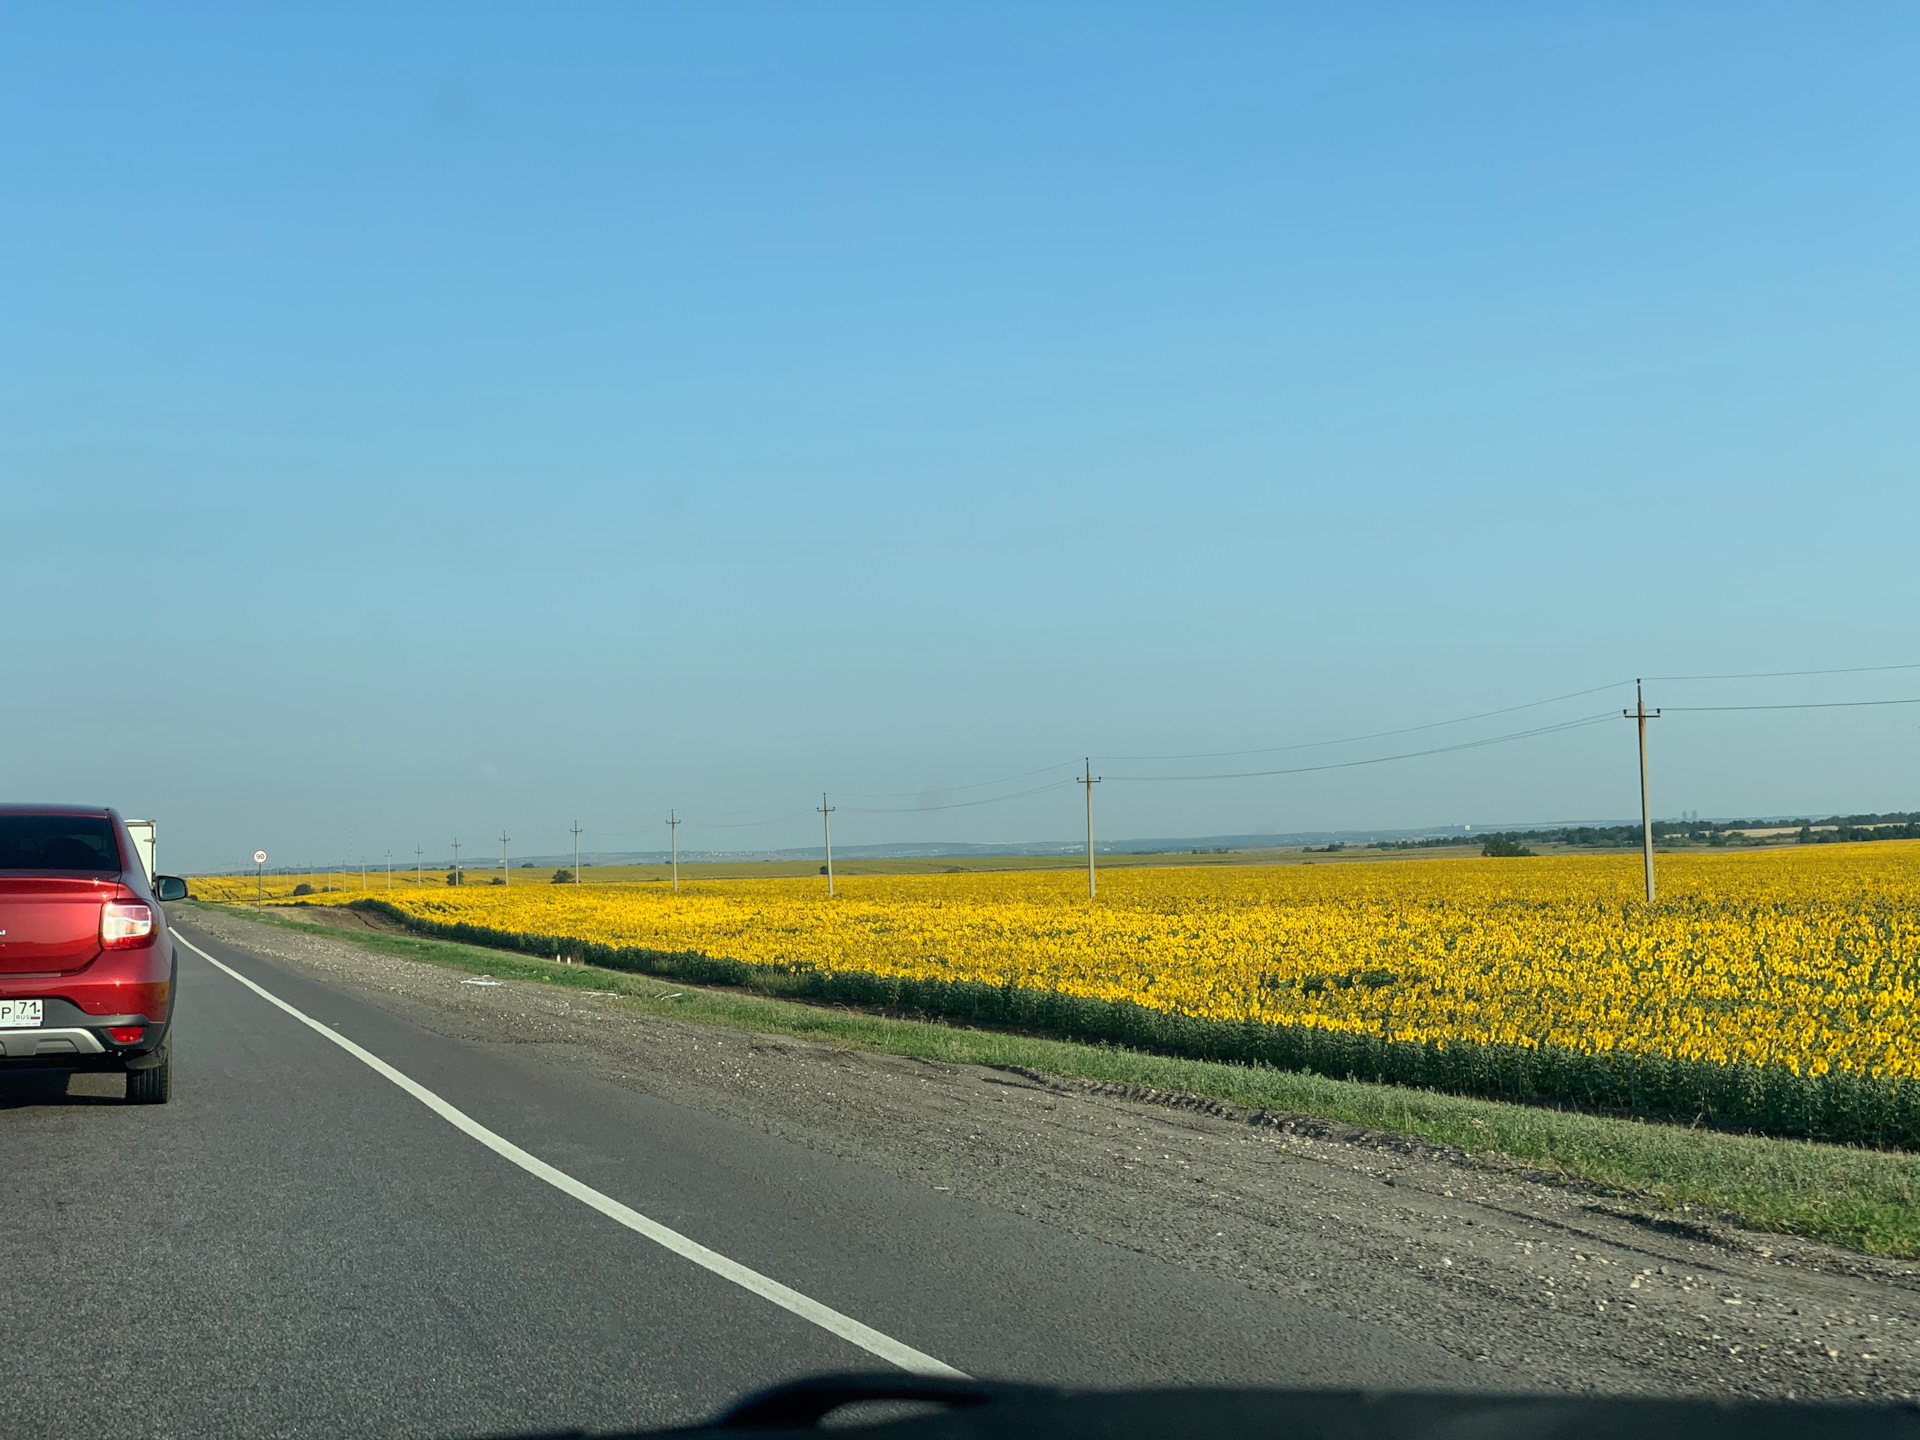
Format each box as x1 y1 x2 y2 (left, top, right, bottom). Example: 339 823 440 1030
667 810 680 892
451 838 461 886
818 793 836 897
385 850 392 890
1624 679 1661 902
570 820 583 883
415 845 423 888
500 830 511 886
1078 758 1102 899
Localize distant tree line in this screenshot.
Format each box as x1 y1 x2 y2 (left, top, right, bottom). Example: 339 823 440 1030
1795 818 1920 845
1363 810 1920 855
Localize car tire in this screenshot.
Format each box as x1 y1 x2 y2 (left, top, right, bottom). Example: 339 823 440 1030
126 1041 172 1105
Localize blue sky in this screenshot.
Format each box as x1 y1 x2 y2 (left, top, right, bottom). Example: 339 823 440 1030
4 3 1916 870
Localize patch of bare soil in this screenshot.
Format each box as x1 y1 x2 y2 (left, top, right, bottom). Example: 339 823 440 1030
181 904 1920 1402
264 901 412 935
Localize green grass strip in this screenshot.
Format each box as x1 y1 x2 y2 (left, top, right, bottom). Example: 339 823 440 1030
198 901 1920 1258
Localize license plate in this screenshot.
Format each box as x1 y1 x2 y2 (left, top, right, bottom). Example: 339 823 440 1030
0 999 43 1029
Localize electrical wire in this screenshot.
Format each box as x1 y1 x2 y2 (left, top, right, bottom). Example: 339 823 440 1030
842 779 1077 815
832 760 1081 800
1098 681 1631 763
1108 712 1618 783
685 778 1080 827
1662 698 1920 712
1644 662 1920 682
651 666 1920 838
682 799 816 820
681 808 818 830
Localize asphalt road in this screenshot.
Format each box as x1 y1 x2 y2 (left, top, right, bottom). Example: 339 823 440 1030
0 913 1479 1439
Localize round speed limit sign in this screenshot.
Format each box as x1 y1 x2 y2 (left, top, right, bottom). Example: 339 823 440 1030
253 850 268 866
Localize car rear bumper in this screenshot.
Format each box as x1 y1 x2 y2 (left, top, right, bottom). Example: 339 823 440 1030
0 1026 108 1058
0 994 170 1069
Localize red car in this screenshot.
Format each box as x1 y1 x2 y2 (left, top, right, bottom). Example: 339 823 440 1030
0 805 187 1103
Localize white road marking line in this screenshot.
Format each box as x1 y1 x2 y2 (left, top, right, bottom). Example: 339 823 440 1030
175 932 966 1378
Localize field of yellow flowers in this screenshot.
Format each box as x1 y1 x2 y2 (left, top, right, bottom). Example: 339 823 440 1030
207 843 1920 1094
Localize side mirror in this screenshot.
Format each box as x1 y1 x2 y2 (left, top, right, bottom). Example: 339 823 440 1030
155 875 190 902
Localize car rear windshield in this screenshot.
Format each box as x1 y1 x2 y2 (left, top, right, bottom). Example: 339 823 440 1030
0 815 123 872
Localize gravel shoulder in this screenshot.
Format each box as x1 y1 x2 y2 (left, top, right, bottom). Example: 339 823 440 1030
183 903 1920 1401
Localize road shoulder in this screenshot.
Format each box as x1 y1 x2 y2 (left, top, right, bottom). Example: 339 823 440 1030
178 901 1920 1401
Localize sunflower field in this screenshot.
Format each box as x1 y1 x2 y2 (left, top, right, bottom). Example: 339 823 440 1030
197 843 1920 1145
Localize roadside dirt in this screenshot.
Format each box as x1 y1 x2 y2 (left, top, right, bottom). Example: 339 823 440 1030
273 901 412 933
185 905 1920 1401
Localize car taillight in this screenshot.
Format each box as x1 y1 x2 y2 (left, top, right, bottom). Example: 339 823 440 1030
108 1025 145 1043
101 902 155 949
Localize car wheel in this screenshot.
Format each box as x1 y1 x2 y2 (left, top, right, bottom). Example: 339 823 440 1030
126 1041 172 1105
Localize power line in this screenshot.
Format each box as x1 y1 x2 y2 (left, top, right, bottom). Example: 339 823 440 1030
833 759 1081 801
685 799 818 821
841 779 1076 815
532 663 1920 854
684 782 1077 824
1098 681 1632 763
1109 712 1618 783
658 666 1920 832
681 807 819 830
844 679 1920 805
1662 697 1920 712
1645 662 1920 682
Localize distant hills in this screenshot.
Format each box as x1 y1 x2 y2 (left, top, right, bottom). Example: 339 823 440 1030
528 821 1605 866
268 813 1912 875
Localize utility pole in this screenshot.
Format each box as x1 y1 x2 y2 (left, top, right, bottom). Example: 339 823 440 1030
1624 679 1661 903
570 820 583 883
452 838 461 886
501 830 511 886
667 810 680 892
361 855 367 892
415 845 423 889
1078 759 1102 899
818 793 836 897
385 849 392 890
